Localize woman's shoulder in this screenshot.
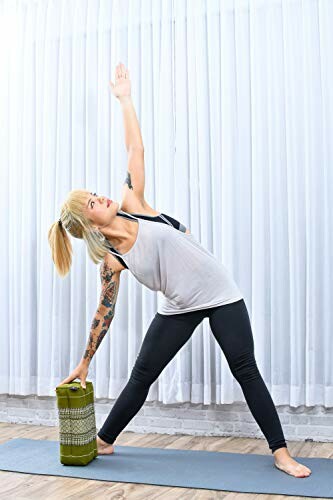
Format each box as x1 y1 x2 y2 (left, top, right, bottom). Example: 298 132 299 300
102 252 127 273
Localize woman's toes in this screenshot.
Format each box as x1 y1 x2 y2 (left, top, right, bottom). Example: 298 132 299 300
275 460 312 478
296 464 312 477
98 447 114 455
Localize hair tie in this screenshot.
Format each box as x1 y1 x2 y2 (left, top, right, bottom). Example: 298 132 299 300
58 219 62 226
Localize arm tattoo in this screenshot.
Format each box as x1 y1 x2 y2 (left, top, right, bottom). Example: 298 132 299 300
82 262 120 363
124 171 134 190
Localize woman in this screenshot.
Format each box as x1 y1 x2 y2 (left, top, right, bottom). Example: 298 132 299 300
49 63 311 478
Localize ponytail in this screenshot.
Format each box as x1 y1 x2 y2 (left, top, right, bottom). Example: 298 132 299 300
48 220 73 278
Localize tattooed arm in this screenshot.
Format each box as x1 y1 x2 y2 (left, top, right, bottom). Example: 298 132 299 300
80 261 121 366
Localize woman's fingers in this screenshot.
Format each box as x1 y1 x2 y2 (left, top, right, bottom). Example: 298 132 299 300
115 62 129 80
55 374 76 389
55 371 87 391
55 378 69 389
116 63 122 78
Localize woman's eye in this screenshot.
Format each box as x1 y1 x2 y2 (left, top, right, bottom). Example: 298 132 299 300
91 192 97 208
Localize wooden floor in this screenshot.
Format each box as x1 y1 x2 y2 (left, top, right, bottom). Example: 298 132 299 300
0 422 331 499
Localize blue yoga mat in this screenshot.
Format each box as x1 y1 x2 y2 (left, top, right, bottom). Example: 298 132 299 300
0 438 332 497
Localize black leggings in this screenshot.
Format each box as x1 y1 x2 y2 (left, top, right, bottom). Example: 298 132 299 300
98 299 287 454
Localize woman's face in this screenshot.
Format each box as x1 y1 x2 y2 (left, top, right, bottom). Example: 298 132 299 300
84 191 119 229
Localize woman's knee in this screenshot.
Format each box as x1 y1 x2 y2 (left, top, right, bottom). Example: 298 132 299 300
129 360 157 387
229 351 261 383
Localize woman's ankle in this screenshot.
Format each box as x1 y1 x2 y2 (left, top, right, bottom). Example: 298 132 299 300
97 435 111 446
273 446 289 458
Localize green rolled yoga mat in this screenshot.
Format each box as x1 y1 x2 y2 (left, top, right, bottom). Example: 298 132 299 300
55 380 97 465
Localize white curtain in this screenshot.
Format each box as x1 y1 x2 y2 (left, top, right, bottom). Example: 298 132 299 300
0 0 332 407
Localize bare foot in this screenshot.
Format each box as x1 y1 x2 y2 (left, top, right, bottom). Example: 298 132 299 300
96 435 114 455
273 447 312 478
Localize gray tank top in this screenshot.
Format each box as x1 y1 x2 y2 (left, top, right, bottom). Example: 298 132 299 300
107 210 243 315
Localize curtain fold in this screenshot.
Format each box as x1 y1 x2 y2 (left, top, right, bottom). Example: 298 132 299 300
0 0 332 406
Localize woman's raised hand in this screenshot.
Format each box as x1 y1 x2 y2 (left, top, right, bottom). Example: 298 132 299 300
109 62 131 100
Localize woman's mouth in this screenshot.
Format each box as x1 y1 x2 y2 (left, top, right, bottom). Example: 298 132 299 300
107 199 112 207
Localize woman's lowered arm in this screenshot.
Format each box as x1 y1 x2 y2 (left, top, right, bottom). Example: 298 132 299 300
80 263 121 366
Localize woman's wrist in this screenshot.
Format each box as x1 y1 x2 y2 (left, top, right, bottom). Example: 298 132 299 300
80 356 91 366
118 95 132 105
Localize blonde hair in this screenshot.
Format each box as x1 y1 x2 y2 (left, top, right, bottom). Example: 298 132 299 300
48 189 112 277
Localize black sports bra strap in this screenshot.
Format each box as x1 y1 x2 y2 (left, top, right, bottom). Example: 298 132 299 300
127 211 186 232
